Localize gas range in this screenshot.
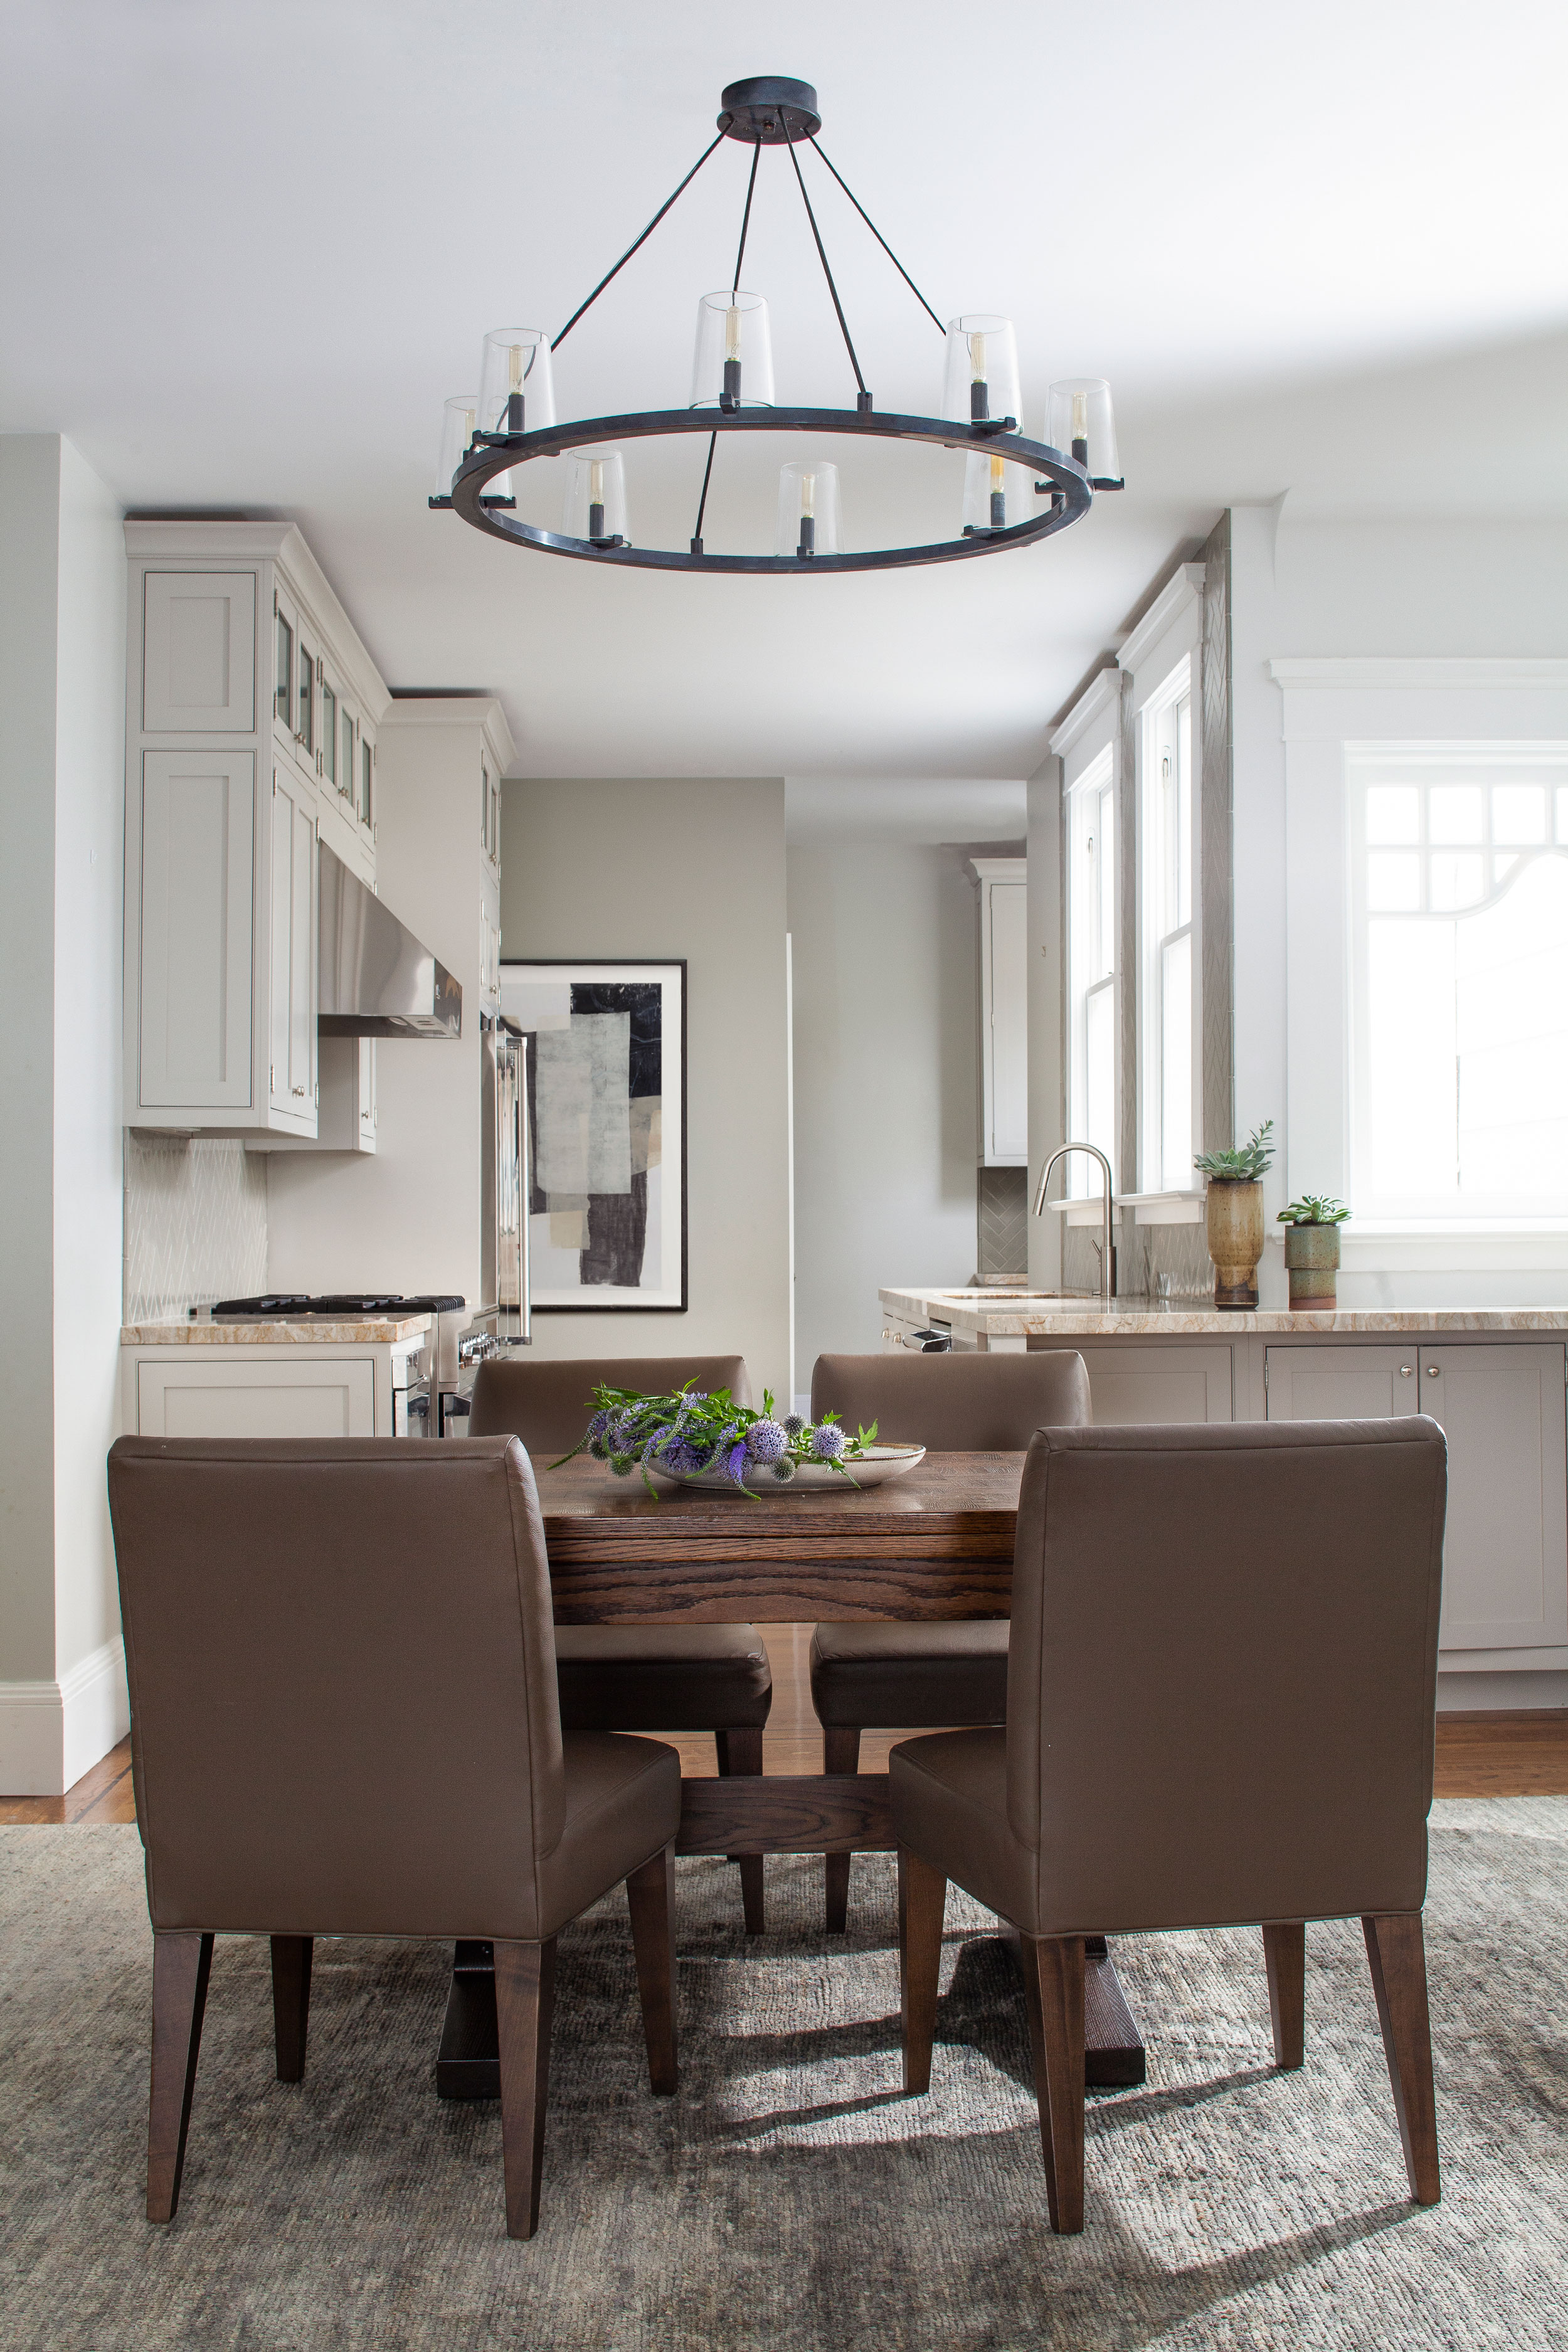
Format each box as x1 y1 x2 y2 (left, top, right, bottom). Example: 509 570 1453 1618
210 1293 465 1320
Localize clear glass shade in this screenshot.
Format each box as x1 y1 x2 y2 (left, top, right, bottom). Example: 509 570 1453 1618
1047 378 1119 479
961 448 1032 536
775 462 841 559
437 395 477 496
563 447 628 544
691 290 775 409
478 327 556 435
943 314 1021 427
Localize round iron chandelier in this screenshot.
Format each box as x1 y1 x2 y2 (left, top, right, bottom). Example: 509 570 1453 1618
432 75 1123 575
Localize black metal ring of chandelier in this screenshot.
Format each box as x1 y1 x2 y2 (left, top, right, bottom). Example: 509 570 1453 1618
436 75 1120 575
449 411 1092 574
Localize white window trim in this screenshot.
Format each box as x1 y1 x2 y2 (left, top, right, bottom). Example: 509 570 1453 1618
1137 654 1201 1191
1056 670 1120 1195
1273 657 1568 1267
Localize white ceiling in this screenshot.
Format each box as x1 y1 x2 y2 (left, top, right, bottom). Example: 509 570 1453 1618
4 0 1566 787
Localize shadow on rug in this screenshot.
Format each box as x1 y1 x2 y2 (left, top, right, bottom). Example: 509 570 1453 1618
2 1798 1566 2351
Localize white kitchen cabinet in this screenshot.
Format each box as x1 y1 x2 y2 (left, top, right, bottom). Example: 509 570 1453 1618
136 1354 376 1438
142 571 255 733
135 751 255 1111
1266 1338 1568 1657
125 521 391 1136
268 764 317 1122
973 857 1027 1167
1075 1343 1233 1424
248 1035 376 1155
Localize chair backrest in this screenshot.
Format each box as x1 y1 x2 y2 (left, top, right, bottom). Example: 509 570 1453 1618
1005 1418 1448 1934
810 1350 1091 1450
107 1436 563 1939
469 1354 752 1453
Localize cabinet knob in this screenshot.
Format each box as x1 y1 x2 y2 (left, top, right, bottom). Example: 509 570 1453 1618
1426 1363 1441 1377
1399 1364 1413 1376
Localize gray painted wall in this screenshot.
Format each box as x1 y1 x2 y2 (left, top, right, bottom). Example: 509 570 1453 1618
499 777 792 1404
788 841 979 1381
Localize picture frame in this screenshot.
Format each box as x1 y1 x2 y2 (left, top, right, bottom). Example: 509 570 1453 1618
499 958 687 1312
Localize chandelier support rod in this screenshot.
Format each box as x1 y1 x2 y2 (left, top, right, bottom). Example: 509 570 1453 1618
807 139 946 336
692 137 763 555
781 120 868 402
551 130 726 352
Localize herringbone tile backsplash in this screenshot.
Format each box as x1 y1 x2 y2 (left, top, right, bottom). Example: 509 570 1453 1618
977 1165 1029 1285
124 1136 267 1323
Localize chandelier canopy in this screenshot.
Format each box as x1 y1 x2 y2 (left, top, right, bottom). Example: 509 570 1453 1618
433 76 1123 576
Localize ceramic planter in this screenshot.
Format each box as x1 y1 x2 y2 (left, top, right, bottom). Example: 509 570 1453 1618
1206 1179 1264 1310
1285 1220 1341 1309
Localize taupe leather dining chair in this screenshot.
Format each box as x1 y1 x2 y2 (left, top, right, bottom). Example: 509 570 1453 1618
469 1353 773 1931
894 1417 1448 2232
808 1350 1091 1929
107 1434 683 2240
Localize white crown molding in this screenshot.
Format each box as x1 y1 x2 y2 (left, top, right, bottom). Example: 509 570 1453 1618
1116 563 1205 679
967 856 1025 886
1049 666 1121 758
382 694 517 773
1270 657 1568 690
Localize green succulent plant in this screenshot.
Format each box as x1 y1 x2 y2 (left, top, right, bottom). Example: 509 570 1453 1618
1194 1120 1275 1182
1277 1194 1350 1225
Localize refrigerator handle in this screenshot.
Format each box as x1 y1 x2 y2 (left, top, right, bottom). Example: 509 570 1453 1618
517 1033 531 1345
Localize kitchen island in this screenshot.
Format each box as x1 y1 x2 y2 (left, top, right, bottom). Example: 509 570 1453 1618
880 1285 1568 1707
120 1311 431 1439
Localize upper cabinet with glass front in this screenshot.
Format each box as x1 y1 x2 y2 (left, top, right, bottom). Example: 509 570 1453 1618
124 520 391 1135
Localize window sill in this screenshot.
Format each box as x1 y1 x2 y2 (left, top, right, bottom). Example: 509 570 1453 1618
1045 1189 1204 1229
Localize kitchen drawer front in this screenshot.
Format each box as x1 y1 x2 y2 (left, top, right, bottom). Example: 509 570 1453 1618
135 1356 376 1439
1073 1344 1233 1425
1264 1343 1422 1422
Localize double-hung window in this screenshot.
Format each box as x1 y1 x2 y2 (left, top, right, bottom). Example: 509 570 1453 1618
1350 750 1568 1217
1140 667 1196 1191
1067 746 1118 1190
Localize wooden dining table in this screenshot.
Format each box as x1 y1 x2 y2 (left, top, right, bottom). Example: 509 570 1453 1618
437 1451 1145 2095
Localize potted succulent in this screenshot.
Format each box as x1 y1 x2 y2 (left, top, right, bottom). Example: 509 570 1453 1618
1276 1194 1350 1310
1194 1120 1275 1310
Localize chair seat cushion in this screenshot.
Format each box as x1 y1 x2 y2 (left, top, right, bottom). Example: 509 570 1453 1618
555 1624 773 1732
889 1728 1040 1932
538 1730 684 1939
809 1619 1009 1729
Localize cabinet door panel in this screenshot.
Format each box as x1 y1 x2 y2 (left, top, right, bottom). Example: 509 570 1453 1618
137 752 253 1108
137 1357 374 1438
1421 1343 1568 1651
1074 1344 1232 1424
143 571 255 731
987 882 1029 1163
268 768 316 1120
1265 1343 1421 1422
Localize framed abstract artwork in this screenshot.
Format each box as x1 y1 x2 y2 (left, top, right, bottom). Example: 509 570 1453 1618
498 958 687 1311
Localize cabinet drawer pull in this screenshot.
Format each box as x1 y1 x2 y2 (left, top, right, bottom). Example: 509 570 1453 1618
1426 1363 1441 1377
1399 1364 1413 1376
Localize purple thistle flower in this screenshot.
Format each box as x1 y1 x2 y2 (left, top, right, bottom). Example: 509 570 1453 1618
744 1418 788 1463
809 1423 846 1461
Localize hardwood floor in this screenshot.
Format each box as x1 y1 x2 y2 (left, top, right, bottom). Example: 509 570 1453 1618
4 1626 1565 1821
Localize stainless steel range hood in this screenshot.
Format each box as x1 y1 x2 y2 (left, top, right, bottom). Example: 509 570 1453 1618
317 843 462 1038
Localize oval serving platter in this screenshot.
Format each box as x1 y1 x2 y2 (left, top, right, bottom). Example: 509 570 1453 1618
649 1443 926 1495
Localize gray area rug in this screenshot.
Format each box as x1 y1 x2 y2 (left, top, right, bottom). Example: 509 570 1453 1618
2 1803 1565 2351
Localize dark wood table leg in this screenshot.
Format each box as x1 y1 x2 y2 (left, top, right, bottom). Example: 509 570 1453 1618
435 1773 1147 2098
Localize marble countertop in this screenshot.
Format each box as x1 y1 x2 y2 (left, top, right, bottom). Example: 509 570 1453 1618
120 1315 432 1347
881 1285 1568 1338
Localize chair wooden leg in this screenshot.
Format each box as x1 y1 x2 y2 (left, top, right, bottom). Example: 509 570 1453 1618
716 1726 766 1934
1362 1911 1441 2206
270 1936 313 2082
147 1930 213 2223
1019 1935 1086 2233
494 1937 558 2240
823 1725 861 1933
626 1842 679 2094
897 1844 946 2094
1262 1922 1305 2070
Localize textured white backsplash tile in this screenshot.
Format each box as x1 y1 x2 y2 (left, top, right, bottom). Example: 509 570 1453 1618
124 1136 267 1323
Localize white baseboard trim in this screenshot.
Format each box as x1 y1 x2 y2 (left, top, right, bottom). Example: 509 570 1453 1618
0 1637 129 1797
1437 1668 1568 1713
